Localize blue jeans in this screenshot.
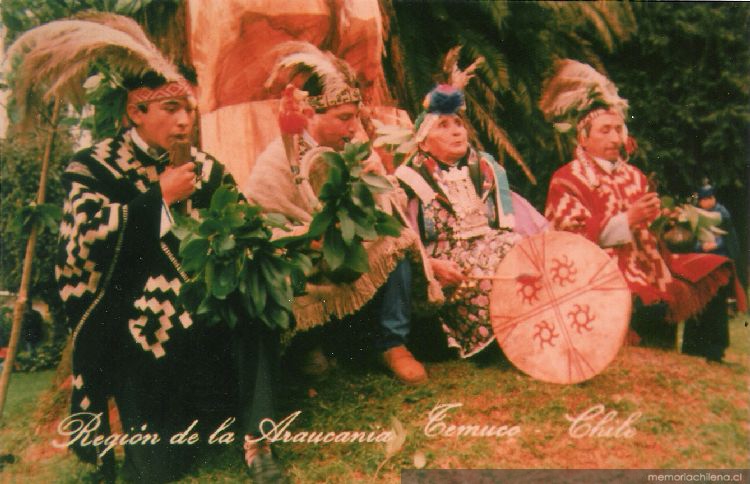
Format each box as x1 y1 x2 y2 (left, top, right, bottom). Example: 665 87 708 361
312 259 413 360
374 259 412 351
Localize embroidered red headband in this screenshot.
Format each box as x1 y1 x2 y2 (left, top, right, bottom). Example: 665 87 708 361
127 79 195 106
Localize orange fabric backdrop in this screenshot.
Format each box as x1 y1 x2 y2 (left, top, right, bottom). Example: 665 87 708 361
187 0 392 184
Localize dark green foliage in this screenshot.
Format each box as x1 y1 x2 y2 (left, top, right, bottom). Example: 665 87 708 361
14 341 66 372
606 3 748 197
604 3 749 280
78 69 128 140
307 142 403 283
172 185 312 331
0 306 65 371
11 203 62 238
0 136 71 338
0 307 11 347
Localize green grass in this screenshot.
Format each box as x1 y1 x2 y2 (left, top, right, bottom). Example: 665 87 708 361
1 315 749 482
0 370 54 456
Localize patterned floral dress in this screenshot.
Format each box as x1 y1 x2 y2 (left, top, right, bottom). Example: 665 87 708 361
399 149 526 357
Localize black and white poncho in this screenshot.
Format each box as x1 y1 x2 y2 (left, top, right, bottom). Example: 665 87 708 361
55 129 236 468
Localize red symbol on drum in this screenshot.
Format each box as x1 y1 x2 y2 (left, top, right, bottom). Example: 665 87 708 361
516 274 542 304
551 255 577 286
568 304 595 333
533 320 560 349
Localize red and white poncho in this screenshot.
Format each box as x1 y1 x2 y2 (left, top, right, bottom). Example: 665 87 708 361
545 147 744 322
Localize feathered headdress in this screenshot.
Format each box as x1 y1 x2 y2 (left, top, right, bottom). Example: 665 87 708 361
444 45 484 92
373 46 485 160
413 46 485 143
265 41 361 111
539 59 628 134
6 12 187 128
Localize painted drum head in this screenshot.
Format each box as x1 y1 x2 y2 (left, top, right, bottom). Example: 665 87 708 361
490 231 631 384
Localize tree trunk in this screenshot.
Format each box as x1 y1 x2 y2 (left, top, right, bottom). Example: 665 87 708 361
0 99 61 419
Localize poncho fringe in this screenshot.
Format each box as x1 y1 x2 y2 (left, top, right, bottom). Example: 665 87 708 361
292 230 418 330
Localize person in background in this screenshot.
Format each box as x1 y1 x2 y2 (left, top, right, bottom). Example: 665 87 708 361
693 183 740 263
21 302 43 357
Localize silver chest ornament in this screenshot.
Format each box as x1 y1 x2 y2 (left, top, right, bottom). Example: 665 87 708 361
437 165 491 240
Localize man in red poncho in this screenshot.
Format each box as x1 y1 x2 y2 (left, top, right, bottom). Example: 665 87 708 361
542 60 745 363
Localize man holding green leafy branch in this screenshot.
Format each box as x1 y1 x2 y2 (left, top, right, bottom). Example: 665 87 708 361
10 14 288 483
245 42 427 386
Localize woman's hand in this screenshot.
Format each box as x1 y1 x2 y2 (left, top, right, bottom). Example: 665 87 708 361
430 257 465 287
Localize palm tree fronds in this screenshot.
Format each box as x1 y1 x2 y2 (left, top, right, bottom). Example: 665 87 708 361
572 3 614 51
457 32 510 92
476 81 500 113
589 1 636 41
541 1 635 53
510 79 533 114
466 91 536 185
478 0 511 28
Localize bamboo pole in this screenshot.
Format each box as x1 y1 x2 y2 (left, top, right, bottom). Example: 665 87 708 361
0 98 61 419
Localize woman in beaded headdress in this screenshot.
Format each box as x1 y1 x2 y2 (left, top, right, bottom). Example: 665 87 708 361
395 77 548 358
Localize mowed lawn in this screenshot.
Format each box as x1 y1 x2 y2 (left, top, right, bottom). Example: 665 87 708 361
1 314 748 483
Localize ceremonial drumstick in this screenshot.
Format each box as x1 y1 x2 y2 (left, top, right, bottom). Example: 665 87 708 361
389 199 445 303
468 273 540 282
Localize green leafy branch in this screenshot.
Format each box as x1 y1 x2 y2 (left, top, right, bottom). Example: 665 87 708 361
306 142 403 284
80 66 128 140
11 202 62 236
172 185 311 331
648 195 676 236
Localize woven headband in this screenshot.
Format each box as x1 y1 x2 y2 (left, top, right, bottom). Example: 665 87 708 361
307 86 361 110
127 79 195 106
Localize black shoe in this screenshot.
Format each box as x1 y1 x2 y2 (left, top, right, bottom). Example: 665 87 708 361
245 440 289 483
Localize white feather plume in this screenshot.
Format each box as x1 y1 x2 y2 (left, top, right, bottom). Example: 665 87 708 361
264 41 356 95
6 13 180 126
539 59 628 122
